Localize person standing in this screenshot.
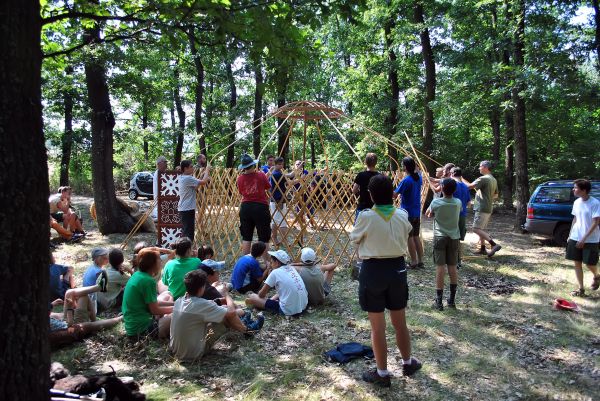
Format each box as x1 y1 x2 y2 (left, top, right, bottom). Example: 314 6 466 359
268 157 289 246
178 159 210 243
350 174 422 387
566 179 600 297
450 167 471 267
426 178 462 310
467 160 501 257
237 154 272 256
393 157 424 269
261 155 275 174
352 153 379 220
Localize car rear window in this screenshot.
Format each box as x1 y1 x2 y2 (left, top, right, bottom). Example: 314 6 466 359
534 187 573 204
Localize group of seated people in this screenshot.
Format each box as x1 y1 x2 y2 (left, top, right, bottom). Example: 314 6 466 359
48 237 337 362
49 186 86 243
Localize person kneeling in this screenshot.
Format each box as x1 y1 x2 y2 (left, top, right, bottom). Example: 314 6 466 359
169 270 264 361
245 250 308 316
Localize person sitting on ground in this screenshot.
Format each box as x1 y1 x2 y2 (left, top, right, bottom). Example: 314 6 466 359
122 249 174 340
60 275 109 325
245 250 308 316
132 241 175 295
566 178 600 297
197 245 226 271
169 270 265 361
49 186 85 235
97 248 133 312
49 286 122 349
82 247 109 313
49 216 84 243
426 178 462 311
231 241 270 294
291 247 337 306
159 237 202 302
49 252 74 302
350 174 422 387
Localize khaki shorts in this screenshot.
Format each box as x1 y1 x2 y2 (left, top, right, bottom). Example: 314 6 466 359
270 202 288 228
433 236 459 266
473 211 491 230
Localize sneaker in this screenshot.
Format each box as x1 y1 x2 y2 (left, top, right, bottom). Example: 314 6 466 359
487 244 502 257
361 369 391 387
592 275 600 291
473 248 487 255
434 299 444 311
417 262 425 269
402 358 422 377
96 270 108 292
69 233 85 243
571 288 586 297
245 313 265 334
240 311 252 326
447 299 457 309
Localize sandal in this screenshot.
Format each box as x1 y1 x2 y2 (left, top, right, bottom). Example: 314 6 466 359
570 289 586 297
592 276 600 291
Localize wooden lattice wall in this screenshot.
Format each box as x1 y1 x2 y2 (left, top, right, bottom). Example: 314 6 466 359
157 167 429 267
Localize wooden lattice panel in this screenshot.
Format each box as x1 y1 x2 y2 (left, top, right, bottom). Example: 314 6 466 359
186 168 429 267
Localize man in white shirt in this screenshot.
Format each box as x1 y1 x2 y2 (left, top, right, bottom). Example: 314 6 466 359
245 250 308 316
178 159 210 242
566 179 600 297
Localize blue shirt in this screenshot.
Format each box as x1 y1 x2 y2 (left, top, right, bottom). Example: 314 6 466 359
394 174 422 218
83 264 103 287
261 165 270 174
49 263 69 300
231 255 263 290
270 170 286 202
454 181 471 217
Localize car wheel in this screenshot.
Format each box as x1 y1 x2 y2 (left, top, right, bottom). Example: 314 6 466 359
128 189 138 200
553 224 570 247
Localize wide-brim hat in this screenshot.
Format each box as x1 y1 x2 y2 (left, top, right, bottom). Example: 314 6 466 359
238 154 258 170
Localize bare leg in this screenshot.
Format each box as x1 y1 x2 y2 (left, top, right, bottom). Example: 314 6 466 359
158 314 171 339
389 309 411 360
245 293 267 309
223 313 247 332
574 261 584 290
367 312 388 371
415 235 424 263
473 228 492 244
586 264 599 276
407 237 418 266
448 265 458 285
241 241 251 256
436 266 445 290
79 316 123 334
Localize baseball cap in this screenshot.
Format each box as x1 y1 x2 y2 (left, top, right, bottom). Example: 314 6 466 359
201 259 226 271
267 250 291 265
301 247 317 264
91 247 109 260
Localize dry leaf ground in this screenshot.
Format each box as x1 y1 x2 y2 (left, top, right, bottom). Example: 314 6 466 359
51 197 599 401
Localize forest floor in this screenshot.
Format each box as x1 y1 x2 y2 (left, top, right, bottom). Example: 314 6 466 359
51 196 599 401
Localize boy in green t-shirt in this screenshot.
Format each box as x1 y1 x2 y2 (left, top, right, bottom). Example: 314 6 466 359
426 178 462 311
159 237 202 302
122 249 174 339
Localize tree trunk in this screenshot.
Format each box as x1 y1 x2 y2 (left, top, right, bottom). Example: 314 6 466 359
593 0 600 71
173 66 185 167
226 63 237 168
170 96 176 151
188 29 206 155
60 66 74 186
490 107 501 166
384 15 400 171
502 0 515 209
142 101 148 162
0 2 50 398
84 24 135 234
276 79 289 163
512 0 529 228
414 1 436 174
252 64 263 158
310 131 316 167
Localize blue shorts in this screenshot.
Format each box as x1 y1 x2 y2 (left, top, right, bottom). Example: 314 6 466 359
264 299 283 315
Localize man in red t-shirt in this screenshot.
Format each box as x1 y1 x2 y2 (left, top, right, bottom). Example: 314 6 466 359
237 154 272 255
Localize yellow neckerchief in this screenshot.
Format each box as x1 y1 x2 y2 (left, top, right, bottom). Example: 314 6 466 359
372 204 396 222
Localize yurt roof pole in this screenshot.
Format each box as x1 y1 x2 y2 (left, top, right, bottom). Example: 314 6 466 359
257 110 294 161
319 110 362 163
